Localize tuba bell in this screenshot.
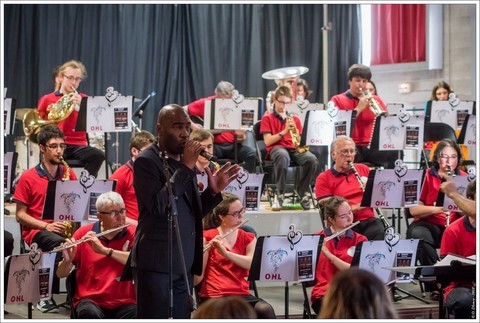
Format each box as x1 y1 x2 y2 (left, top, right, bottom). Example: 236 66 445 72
23 89 77 143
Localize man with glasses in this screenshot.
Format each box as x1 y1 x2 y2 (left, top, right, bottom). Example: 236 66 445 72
109 130 155 225
260 85 317 210
57 191 137 319
314 136 384 240
38 60 105 177
13 125 78 312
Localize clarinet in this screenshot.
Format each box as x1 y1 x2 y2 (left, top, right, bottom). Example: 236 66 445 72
348 162 391 229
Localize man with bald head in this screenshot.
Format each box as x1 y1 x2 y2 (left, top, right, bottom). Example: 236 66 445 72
131 104 240 319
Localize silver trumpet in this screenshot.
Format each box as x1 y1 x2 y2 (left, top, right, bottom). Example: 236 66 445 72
348 162 391 229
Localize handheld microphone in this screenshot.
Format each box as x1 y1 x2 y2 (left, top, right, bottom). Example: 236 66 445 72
200 150 218 162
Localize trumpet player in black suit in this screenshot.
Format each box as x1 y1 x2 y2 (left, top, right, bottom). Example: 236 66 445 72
329 64 398 169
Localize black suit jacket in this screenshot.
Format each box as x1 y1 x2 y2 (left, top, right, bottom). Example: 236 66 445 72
131 143 222 276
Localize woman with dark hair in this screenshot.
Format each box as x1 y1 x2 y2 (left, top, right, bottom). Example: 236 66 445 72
318 268 398 319
193 296 257 319
296 78 312 100
366 80 378 95
310 196 367 315
195 192 276 319
407 139 466 268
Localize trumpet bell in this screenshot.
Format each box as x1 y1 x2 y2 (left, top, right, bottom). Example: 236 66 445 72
262 66 309 80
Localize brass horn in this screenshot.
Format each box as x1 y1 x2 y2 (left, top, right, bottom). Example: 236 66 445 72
23 90 77 143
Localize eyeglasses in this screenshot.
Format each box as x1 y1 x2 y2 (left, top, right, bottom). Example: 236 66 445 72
98 209 127 217
63 74 83 82
337 148 356 156
439 154 458 160
226 207 246 218
45 143 67 150
276 100 291 106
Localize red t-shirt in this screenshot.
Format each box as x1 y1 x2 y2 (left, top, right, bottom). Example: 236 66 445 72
329 91 387 146
259 111 303 153
311 229 367 302
72 222 136 309
12 164 77 245
439 216 476 299
38 91 88 146
315 163 375 221
200 228 255 298
109 160 138 221
415 167 466 226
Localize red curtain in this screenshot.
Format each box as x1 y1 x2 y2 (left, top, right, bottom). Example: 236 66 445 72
371 4 426 65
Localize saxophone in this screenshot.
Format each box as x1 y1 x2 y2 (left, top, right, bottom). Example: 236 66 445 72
348 162 391 230
59 157 79 238
287 115 309 154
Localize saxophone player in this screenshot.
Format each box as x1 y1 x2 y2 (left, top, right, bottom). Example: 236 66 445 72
314 136 385 241
13 125 77 313
329 64 398 169
259 86 317 210
37 60 105 177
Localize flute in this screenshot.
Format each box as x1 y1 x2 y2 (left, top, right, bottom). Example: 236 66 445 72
49 223 130 253
203 219 249 252
324 221 360 242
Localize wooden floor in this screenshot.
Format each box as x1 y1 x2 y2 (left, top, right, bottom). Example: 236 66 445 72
3 280 439 320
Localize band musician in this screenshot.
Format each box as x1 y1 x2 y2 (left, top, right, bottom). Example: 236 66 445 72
37 60 105 177
329 64 397 169
315 136 385 241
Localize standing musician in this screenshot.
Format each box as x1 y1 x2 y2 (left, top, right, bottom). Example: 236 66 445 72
329 64 397 169
37 60 105 177
56 191 137 319
109 130 156 225
13 125 77 313
259 85 317 210
194 192 276 319
407 139 466 268
315 136 385 241
131 104 240 319
310 196 367 315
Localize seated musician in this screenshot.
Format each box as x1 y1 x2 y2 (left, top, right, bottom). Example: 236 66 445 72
310 196 368 315
109 130 155 225
56 191 136 319
190 129 217 176
185 81 257 173
439 180 476 319
194 192 276 319
13 124 77 313
407 139 466 299
259 85 317 210
315 135 385 240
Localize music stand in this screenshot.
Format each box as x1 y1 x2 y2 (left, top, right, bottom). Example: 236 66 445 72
4 152 18 215
352 239 429 304
249 233 323 319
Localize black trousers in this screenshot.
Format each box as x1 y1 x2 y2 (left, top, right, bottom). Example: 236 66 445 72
32 230 65 294
75 300 137 319
65 144 105 178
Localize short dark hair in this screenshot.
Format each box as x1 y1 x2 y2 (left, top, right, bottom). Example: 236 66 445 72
347 64 372 81
37 125 65 146
296 78 312 99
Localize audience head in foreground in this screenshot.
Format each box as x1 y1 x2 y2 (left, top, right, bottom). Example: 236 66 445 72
193 296 257 319
318 268 398 319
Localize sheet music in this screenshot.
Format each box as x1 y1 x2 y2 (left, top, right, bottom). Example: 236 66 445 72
435 253 476 266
